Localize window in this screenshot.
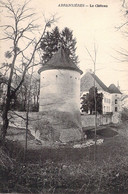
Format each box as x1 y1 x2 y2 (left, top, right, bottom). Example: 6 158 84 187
115 107 118 112
115 99 117 104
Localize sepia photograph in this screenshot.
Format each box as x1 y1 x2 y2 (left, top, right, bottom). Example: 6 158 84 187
0 0 128 193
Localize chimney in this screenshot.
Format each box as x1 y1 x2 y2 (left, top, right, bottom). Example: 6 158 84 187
117 81 120 90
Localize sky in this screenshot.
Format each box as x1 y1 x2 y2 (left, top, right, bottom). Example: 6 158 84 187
0 0 128 93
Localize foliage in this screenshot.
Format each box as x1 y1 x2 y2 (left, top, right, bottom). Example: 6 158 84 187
121 108 128 121
12 73 40 112
0 0 56 142
0 147 13 170
1 134 128 193
81 87 103 114
81 94 89 113
40 26 78 65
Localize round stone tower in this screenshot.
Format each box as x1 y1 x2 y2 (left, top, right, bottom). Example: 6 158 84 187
38 47 83 143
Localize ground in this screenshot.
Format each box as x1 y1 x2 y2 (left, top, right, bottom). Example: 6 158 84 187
0 121 128 193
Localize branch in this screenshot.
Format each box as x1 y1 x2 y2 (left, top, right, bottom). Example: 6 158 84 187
10 111 26 120
16 0 33 22
21 52 30 62
27 63 40 70
17 38 35 55
21 35 34 41
116 21 128 30
94 43 97 65
20 13 36 22
0 24 15 32
85 47 95 64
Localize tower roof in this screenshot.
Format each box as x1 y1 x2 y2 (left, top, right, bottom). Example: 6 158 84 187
108 84 122 94
38 47 83 74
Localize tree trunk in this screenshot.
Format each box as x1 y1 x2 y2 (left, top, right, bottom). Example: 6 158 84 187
0 53 16 144
0 99 10 144
33 95 36 106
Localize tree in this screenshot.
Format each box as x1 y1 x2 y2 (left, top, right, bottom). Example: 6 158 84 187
114 1 128 62
61 27 78 64
0 0 56 144
84 45 98 162
81 94 89 113
14 73 40 111
81 87 103 115
40 26 60 64
40 26 78 65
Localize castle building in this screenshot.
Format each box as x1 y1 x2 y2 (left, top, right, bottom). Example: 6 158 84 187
38 47 83 142
80 69 122 114
108 84 122 113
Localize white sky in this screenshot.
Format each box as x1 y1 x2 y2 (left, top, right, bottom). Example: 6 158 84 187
0 0 128 92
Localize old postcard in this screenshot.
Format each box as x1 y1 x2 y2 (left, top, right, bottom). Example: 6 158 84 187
0 0 128 193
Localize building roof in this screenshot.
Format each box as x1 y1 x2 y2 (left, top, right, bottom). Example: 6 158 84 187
38 47 83 74
80 71 109 92
108 84 122 94
91 73 109 92
81 71 122 94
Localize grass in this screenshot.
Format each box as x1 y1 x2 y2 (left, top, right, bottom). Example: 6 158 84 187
0 122 128 193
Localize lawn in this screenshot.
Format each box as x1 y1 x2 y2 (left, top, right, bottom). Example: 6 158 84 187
0 122 128 193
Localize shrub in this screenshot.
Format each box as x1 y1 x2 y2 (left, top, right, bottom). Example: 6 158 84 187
121 108 128 121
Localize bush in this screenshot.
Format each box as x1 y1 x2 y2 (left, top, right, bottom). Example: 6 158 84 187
1 157 128 193
121 108 128 121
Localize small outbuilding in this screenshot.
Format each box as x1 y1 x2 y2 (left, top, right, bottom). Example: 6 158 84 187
38 47 83 143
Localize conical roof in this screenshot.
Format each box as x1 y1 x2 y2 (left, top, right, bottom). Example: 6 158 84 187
108 84 122 94
38 47 83 74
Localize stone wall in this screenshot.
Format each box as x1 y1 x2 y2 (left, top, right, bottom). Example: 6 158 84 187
81 115 95 127
0 111 120 142
81 114 113 128
112 112 121 124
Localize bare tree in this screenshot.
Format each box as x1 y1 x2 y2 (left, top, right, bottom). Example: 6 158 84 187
24 65 34 162
0 0 56 144
85 44 98 162
112 1 128 65
12 72 40 111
